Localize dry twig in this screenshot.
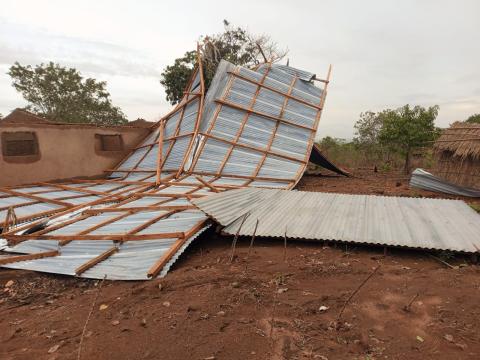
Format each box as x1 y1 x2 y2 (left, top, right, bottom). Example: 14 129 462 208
403 293 419 312
229 213 249 263
247 219 259 258
77 275 107 360
337 265 381 321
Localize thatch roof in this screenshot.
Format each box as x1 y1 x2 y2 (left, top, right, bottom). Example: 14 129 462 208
434 121 480 160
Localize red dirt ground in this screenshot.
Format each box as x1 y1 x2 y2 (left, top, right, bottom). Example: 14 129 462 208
1 170 479 360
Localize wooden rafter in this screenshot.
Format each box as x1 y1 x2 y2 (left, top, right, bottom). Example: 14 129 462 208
216 64 272 176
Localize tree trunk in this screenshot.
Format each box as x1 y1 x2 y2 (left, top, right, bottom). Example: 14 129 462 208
404 150 411 174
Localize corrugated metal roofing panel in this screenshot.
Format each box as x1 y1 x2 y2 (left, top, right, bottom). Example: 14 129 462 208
410 168 480 197
193 188 480 253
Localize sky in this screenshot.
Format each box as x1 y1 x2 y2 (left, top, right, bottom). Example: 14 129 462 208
0 0 479 139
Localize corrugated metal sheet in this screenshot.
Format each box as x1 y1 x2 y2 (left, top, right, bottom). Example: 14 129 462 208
190 60 325 187
2 226 209 280
0 59 336 280
193 188 480 253
410 168 480 197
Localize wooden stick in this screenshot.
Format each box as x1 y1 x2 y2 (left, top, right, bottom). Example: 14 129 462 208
77 275 106 360
156 120 165 185
247 219 259 257
403 293 419 312
283 227 288 262
229 213 250 263
428 254 457 269
337 265 381 320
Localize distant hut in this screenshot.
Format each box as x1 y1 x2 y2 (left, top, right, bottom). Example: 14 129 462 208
433 122 480 189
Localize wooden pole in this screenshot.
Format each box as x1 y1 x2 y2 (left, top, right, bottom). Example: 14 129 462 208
229 212 250 263
156 120 165 185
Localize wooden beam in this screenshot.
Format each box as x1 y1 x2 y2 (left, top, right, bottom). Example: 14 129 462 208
226 71 323 110
75 246 118 275
190 170 294 183
202 133 307 164
83 205 195 214
156 120 165 185
5 232 185 244
147 218 209 278
188 67 239 172
216 64 272 176
252 76 298 178
178 47 206 176
0 188 71 207
0 250 59 265
214 99 317 131
195 176 220 193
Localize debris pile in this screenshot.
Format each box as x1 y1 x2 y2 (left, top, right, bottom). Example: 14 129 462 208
0 55 331 280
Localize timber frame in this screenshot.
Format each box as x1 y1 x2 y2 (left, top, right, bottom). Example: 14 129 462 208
0 49 332 279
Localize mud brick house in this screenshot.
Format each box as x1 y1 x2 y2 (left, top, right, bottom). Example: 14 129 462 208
0 109 152 186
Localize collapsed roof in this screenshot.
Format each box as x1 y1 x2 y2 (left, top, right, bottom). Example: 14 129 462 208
193 187 480 253
0 57 332 280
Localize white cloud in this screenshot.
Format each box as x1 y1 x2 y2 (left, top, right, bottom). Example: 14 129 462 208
0 0 479 134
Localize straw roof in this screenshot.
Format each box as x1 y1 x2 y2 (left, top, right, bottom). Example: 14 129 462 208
434 121 480 160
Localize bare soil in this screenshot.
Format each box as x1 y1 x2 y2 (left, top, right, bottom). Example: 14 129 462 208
1 170 479 360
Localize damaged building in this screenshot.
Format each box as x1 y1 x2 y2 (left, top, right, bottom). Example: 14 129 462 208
1 56 479 281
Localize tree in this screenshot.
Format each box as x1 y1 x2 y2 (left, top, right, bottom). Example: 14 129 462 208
354 111 384 148
378 104 439 173
8 62 128 125
465 113 480 124
353 110 387 163
160 20 288 105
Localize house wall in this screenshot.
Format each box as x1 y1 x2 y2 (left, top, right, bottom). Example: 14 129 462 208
0 123 151 187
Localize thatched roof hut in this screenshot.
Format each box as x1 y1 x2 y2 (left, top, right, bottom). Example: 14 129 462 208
433 122 480 189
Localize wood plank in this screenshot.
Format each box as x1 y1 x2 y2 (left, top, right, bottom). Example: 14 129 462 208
147 218 209 278
0 250 59 265
156 120 165 185
195 176 220 193
75 246 118 275
6 232 185 244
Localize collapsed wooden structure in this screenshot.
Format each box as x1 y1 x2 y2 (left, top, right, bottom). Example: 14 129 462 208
0 51 332 280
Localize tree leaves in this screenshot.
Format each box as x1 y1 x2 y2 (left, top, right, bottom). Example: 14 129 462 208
159 21 288 105
377 105 440 172
8 62 128 125
465 114 480 124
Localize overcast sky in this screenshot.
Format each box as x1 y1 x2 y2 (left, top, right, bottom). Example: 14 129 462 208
1 0 479 139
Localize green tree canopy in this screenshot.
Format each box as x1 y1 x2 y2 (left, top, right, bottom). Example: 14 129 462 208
8 62 128 125
465 113 480 124
160 20 288 105
378 104 440 173
354 111 384 148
